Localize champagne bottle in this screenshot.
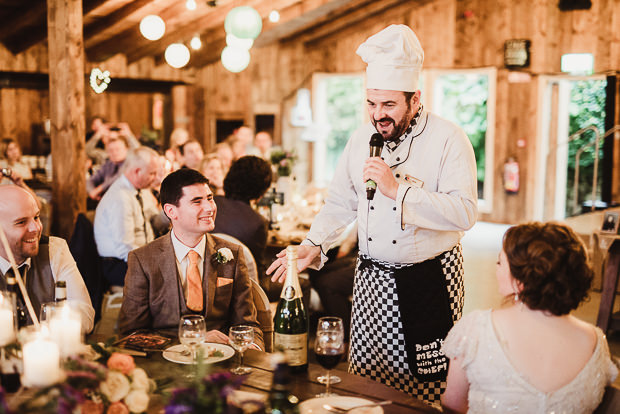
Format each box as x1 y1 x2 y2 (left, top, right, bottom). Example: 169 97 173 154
54 280 67 303
268 355 299 414
6 272 27 328
273 246 308 373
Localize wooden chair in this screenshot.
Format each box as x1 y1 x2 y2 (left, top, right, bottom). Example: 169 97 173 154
594 384 620 413
250 278 273 352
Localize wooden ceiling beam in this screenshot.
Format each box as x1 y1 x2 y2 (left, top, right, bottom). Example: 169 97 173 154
0 0 45 42
86 0 205 62
295 0 412 46
84 0 154 47
186 0 354 68
253 0 364 47
1 0 108 55
123 0 301 64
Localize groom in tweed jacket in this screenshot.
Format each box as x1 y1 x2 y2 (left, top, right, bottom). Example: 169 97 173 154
118 168 264 350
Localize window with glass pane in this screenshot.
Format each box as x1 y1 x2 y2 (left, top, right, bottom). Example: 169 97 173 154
432 73 489 202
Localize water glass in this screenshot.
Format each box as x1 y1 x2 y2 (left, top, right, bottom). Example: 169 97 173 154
178 315 207 363
229 325 254 375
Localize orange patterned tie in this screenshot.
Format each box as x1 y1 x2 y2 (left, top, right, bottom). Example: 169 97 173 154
186 250 203 312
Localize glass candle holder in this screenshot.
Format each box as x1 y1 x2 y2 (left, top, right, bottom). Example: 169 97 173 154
21 327 61 388
0 292 16 347
49 304 83 358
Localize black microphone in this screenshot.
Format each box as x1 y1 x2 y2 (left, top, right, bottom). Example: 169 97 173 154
366 133 384 200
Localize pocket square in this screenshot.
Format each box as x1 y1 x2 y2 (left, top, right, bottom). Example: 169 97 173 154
216 277 233 287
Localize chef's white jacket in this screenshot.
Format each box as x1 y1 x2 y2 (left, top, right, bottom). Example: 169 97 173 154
302 110 478 268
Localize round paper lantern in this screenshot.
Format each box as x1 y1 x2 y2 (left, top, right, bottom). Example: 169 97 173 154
165 43 190 68
221 46 250 73
140 15 165 41
226 34 253 50
190 35 202 50
224 6 262 39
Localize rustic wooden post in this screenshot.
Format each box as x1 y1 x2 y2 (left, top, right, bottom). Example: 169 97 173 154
47 0 86 239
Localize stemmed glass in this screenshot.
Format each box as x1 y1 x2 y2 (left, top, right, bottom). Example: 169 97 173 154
178 315 207 363
314 317 345 397
229 325 254 375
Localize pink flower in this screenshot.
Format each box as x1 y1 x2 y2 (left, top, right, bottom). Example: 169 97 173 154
107 401 130 414
107 353 136 375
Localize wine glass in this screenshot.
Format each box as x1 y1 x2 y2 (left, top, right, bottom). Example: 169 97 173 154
178 315 207 363
314 317 345 397
229 325 254 375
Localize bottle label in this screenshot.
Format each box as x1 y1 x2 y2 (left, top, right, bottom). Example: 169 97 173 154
274 332 308 366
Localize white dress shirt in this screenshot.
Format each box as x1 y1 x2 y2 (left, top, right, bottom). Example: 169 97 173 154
302 110 478 268
0 237 95 333
171 230 206 299
94 174 154 261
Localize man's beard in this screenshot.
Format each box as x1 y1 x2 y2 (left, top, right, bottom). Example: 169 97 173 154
373 115 412 141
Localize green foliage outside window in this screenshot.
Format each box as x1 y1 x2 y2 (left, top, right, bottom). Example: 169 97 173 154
325 77 364 181
436 75 489 193
566 79 607 216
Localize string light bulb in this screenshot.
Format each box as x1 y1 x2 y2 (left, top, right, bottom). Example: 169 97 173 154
190 35 202 50
165 43 190 68
139 15 165 41
186 0 197 11
269 10 280 23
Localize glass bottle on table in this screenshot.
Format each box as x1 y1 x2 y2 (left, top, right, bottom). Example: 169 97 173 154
6 272 27 328
54 280 67 303
268 354 299 414
273 246 308 373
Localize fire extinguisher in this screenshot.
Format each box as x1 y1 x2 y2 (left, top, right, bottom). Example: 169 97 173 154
504 157 519 194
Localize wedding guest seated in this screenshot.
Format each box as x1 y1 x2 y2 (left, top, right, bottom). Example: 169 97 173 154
214 142 234 175
0 138 32 182
94 146 160 287
86 122 139 167
0 185 94 332
248 131 278 161
118 168 264 350
441 222 618 414
200 153 225 196
164 128 189 171
86 134 130 201
213 156 272 277
179 139 204 170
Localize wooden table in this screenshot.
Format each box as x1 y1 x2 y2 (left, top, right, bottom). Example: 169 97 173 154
137 348 439 413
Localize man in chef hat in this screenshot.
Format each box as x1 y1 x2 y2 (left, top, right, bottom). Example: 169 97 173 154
268 24 478 406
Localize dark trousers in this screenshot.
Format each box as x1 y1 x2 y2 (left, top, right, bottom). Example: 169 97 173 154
101 257 128 287
308 248 357 338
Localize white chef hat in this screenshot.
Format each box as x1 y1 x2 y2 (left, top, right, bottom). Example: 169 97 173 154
356 24 424 92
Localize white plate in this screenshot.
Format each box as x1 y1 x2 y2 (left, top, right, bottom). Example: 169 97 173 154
299 396 384 414
162 343 235 365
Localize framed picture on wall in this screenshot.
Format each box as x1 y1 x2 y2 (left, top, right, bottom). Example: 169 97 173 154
601 212 619 234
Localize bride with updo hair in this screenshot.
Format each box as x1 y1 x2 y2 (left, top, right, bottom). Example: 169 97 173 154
441 222 618 414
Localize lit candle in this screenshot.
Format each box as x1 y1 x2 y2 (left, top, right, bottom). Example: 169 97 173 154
22 337 60 387
0 308 15 346
49 306 82 357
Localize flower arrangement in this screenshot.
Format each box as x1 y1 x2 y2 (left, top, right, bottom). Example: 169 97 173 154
14 351 155 414
164 371 243 414
270 149 296 177
214 247 234 264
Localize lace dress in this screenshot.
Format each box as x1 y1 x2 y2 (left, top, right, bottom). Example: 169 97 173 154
443 310 618 414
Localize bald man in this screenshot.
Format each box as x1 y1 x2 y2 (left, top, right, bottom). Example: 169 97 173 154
0 185 94 332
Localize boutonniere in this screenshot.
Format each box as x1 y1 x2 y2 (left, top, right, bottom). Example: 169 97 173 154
212 247 234 264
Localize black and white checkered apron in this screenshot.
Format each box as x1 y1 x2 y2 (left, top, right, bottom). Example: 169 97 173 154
348 244 464 407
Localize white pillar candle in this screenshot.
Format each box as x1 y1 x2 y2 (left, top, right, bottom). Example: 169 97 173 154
22 338 60 387
0 308 15 346
49 306 82 358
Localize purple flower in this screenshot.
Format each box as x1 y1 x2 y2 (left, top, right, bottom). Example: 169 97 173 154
165 404 194 414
